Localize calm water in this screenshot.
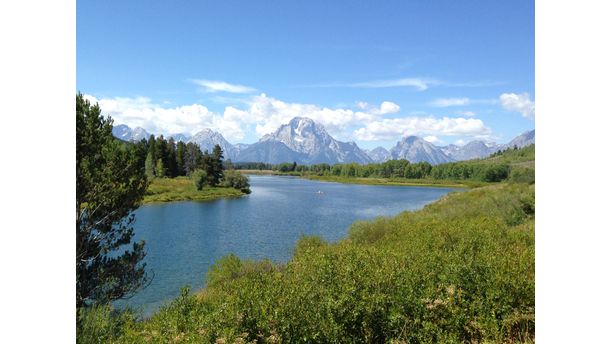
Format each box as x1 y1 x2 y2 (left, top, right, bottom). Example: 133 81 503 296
115 175 457 315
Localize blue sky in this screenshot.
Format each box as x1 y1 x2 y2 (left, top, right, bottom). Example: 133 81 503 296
78 0 534 149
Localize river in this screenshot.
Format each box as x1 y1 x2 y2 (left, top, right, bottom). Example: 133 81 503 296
115 175 457 315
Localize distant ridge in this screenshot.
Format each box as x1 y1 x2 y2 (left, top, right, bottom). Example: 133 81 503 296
112 122 534 165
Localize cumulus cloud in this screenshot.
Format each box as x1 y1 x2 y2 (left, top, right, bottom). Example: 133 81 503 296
499 92 535 119
353 116 491 141
83 94 247 140
192 79 256 94
424 135 444 144
85 92 495 145
355 101 400 115
430 97 470 107
379 101 401 114
230 94 393 139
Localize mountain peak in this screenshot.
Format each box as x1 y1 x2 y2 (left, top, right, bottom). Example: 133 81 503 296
289 116 315 125
391 136 453 164
188 128 237 159
239 117 371 164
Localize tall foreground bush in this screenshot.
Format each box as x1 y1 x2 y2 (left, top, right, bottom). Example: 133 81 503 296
76 93 150 308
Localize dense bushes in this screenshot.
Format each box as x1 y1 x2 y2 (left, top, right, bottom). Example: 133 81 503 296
222 169 252 193
509 166 536 184
191 169 207 190
77 305 136 344
192 168 251 194
104 183 534 343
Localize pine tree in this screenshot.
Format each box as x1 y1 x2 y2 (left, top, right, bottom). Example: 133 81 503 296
145 151 155 178
156 136 168 177
156 158 166 177
211 144 224 186
176 141 186 176
184 142 202 175
76 93 150 308
167 138 178 177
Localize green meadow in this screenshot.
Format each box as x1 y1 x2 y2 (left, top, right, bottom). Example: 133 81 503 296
143 177 245 204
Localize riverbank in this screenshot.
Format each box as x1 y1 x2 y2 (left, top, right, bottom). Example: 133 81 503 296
239 170 482 188
143 177 246 203
303 175 484 188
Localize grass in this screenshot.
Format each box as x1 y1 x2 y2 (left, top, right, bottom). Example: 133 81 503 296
304 175 485 188
81 180 535 343
142 177 245 203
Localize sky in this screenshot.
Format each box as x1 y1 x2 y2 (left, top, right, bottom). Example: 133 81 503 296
77 0 534 149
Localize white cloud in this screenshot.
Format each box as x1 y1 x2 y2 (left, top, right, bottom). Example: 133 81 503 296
500 92 535 119
83 94 247 140
456 111 476 117
234 94 388 139
353 116 491 141
379 101 401 114
350 77 438 91
85 92 495 145
192 79 256 94
308 77 438 91
307 78 502 92
424 135 444 144
430 97 470 107
455 139 467 146
355 101 400 115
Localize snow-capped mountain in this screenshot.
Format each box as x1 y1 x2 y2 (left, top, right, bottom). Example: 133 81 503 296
112 124 150 142
169 133 192 142
111 122 534 166
503 129 535 149
235 140 309 164
112 124 133 141
131 127 151 141
390 136 454 164
234 143 251 154
366 147 392 163
237 117 372 164
441 140 501 161
188 128 238 160
440 144 461 158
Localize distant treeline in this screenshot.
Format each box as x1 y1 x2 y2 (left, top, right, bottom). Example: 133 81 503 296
233 145 535 183
125 135 218 179
121 135 249 191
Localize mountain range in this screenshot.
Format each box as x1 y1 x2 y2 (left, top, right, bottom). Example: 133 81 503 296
113 118 534 165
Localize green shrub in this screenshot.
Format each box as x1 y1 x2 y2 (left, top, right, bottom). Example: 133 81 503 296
221 169 251 193
192 169 207 190
509 166 535 184
77 305 136 344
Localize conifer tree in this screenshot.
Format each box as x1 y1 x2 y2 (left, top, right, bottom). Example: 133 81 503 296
76 93 150 308
156 158 166 177
176 141 186 176
167 137 178 177
145 151 155 178
211 144 224 186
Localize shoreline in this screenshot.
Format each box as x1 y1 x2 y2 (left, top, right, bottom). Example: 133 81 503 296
142 172 486 205
142 177 248 204
142 192 246 204
241 170 483 189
